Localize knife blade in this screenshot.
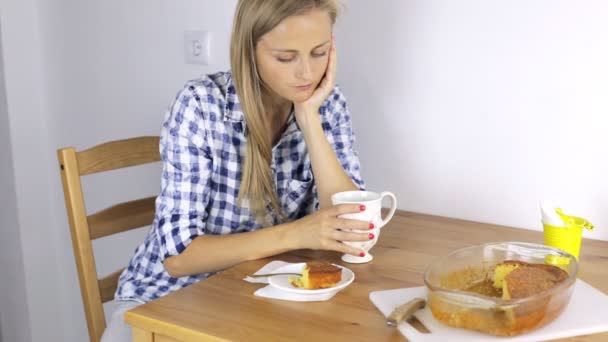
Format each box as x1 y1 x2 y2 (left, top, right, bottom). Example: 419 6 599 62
248 272 302 278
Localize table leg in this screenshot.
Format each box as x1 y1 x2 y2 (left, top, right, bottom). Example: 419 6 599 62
132 327 153 342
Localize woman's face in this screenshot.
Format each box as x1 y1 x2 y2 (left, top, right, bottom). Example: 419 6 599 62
255 9 332 104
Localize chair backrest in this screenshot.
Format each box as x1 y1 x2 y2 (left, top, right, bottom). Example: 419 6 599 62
57 136 161 342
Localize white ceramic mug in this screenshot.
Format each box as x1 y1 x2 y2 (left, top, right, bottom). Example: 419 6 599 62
330 190 397 263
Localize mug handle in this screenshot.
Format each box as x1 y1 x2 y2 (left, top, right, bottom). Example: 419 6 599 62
380 191 397 227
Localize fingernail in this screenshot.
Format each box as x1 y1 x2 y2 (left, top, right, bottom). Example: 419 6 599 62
359 252 365 257
369 222 374 229
369 233 375 240
359 205 366 211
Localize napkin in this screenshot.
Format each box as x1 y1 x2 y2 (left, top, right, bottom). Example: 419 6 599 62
243 260 338 302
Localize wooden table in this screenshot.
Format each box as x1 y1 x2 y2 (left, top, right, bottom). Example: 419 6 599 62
125 211 608 341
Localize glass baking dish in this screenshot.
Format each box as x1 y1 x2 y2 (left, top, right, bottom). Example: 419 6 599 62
423 242 578 336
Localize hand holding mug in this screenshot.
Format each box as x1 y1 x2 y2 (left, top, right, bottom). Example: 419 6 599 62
331 190 397 263
288 203 373 257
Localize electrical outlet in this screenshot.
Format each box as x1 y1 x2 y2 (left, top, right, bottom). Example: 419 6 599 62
184 31 210 65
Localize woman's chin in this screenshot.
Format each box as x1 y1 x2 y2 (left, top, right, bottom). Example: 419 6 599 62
289 90 315 103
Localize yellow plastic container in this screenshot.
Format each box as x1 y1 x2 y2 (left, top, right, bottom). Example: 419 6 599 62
543 208 594 260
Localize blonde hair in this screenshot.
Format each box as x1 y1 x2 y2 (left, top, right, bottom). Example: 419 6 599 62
230 0 341 222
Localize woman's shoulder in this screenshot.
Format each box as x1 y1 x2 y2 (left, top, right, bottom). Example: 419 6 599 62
163 71 234 134
178 71 233 103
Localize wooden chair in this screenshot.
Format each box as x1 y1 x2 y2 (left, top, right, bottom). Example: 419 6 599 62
57 136 161 342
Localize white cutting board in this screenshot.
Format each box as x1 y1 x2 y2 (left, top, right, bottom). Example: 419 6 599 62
370 279 608 342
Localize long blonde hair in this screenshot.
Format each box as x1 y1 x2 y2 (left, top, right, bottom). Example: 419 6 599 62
230 0 341 222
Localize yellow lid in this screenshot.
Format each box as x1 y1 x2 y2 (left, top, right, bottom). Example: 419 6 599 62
556 208 594 231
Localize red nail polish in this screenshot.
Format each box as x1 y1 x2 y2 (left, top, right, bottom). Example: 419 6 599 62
369 223 374 229
359 205 366 211
359 252 365 257
369 233 375 240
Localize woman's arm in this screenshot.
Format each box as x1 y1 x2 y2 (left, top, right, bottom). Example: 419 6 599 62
164 203 370 277
297 111 360 208
164 222 292 277
294 36 362 208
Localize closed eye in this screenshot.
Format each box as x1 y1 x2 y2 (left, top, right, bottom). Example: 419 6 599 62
275 49 328 63
277 56 295 63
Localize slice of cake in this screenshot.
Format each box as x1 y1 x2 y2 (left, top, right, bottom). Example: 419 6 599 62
289 261 342 289
493 260 523 289
493 260 569 299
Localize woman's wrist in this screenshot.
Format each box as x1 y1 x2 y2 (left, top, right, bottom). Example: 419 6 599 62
277 220 302 250
295 108 321 131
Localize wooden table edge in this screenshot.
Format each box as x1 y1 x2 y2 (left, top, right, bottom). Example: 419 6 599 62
125 308 230 342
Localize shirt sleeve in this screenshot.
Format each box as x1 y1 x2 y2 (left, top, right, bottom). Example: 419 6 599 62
321 86 366 190
154 85 214 261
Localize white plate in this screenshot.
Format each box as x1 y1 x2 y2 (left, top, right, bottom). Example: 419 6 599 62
268 263 355 295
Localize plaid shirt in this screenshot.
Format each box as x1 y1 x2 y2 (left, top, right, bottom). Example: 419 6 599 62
116 71 365 303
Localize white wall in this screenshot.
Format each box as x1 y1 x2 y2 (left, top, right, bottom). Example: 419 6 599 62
0 21 32 342
1 1 606 341
0 0 62 340
335 0 607 240
1 0 236 341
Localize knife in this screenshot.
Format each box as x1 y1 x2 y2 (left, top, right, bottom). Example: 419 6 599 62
247 272 302 278
386 298 426 327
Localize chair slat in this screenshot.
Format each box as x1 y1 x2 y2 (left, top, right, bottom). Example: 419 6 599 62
77 136 160 175
99 268 124 303
58 147 107 342
88 196 156 240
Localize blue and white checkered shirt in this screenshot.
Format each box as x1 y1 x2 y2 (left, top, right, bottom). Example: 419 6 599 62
116 71 365 303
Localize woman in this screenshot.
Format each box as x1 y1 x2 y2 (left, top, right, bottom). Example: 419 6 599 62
102 0 371 340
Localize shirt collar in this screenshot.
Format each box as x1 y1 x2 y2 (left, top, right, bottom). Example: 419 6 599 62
223 72 301 138
223 73 245 122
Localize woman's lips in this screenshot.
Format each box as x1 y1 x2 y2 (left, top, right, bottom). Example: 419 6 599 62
294 84 312 91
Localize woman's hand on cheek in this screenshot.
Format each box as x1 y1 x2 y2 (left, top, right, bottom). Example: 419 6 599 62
293 36 337 127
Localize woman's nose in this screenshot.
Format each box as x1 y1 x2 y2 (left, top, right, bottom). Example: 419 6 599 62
295 59 312 79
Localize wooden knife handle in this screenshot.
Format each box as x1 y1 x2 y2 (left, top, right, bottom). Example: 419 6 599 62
386 298 426 327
